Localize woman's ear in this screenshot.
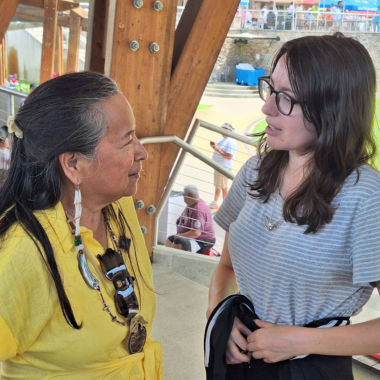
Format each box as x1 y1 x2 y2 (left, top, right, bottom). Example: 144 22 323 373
59 152 85 185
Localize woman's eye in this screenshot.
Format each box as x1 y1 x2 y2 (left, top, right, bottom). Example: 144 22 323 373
281 94 292 104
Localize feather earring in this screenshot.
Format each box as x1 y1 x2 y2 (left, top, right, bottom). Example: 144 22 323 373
74 185 84 251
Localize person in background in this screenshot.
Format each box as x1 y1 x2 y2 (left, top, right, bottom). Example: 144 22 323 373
29 83 37 93
331 1 343 30
209 123 238 210
258 11 267 29
171 236 192 252
261 3 268 18
166 184 215 254
287 1 296 29
311 1 319 17
0 126 10 178
206 33 380 380
373 5 380 32
296 3 304 18
267 7 276 29
251 4 259 29
0 71 162 379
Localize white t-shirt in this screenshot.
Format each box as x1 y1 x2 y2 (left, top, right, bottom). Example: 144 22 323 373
211 137 238 169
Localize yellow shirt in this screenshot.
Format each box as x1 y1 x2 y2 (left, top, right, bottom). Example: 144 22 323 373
0 198 162 379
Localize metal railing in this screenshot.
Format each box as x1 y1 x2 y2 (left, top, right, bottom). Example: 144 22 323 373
0 86 27 126
233 9 376 33
140 118 258 254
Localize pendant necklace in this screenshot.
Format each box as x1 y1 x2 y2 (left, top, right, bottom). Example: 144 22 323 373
264 190 284 232
65 209 147 354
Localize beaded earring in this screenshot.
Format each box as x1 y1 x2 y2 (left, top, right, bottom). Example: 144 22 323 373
74 185 84 250
74 184 99 289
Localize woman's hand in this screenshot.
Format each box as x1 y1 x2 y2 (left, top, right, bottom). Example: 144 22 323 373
247 320 308 363
225 317 253 364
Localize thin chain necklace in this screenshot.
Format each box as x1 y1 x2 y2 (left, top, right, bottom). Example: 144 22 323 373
264 163 306 232
264 190 283 231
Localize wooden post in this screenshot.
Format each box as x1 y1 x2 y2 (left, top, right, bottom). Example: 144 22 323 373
159 0 241 200
66 10 82 73
88 0 107 73
40 0 58 83
0 0 19 43
0 38 8 87
54 26 63 75
109 0 177 253
107 0 240 255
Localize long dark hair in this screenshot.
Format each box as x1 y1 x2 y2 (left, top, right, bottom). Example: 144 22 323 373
0 71 139 329
251 33 377 233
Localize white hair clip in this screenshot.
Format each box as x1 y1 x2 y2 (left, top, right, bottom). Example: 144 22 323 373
7 116 23 139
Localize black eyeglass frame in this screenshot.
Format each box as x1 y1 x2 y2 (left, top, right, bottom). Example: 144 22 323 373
257 76 301 116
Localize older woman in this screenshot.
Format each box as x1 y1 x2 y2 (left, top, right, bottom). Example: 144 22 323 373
0 72 162 379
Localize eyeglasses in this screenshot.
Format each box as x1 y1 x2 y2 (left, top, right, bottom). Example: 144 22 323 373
97 248 139 320
258 76 301 116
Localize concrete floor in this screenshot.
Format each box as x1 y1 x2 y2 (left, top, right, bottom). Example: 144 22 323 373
151 261 380 380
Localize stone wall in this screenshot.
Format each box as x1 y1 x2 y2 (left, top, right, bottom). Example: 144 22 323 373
211 30 380 95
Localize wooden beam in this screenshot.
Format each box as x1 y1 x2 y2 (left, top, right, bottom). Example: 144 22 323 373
66 10 81 73
109 0 177 253
14 7 88 31
54 26 63 75
19 0 80 12
172 0 203 73
40 0 58 83
0 39 8 87
88 0 107 73
0 0 19 42
158 0 241 201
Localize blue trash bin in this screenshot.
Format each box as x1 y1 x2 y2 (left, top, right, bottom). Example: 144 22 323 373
251 68 265 85
236 64 265 86
236 63 255 86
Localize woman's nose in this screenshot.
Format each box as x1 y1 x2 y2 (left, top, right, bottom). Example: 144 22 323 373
261 93 278 116
135 137 148 161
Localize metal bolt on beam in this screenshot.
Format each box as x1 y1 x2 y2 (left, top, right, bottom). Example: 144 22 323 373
141 226 148 235
153 1 164 11
149 43 160 53
147 205 156 214
135 200 145 209
133 0 143 8
130 41 140 52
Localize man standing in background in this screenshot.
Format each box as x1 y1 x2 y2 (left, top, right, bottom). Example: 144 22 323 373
331 1 342 30
209 123 238 210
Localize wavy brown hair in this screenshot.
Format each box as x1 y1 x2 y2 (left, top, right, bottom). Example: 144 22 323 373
251 33 377 233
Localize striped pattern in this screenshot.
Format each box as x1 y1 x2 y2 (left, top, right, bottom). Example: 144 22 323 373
214 156 380 326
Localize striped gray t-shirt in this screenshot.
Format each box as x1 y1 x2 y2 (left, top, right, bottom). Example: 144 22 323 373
214 156 380 326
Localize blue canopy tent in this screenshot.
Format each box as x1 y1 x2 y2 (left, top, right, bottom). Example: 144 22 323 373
343 0 379 11
319 0 379 11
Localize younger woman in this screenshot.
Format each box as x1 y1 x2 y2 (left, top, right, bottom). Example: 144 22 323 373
207 33 380 380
